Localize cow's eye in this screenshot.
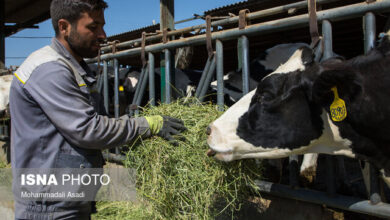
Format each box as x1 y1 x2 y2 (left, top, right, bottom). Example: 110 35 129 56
260 92 273 101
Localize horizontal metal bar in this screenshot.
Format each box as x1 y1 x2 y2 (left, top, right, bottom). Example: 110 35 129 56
256 180 390 219
87 0 390 63
99 0 341 53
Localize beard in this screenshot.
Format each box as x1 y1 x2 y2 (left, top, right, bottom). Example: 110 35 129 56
66 27 100 59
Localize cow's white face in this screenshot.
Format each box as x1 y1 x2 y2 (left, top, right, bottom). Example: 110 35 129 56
207 47 354 161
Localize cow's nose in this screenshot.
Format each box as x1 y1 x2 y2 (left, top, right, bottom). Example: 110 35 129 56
206 125 211 135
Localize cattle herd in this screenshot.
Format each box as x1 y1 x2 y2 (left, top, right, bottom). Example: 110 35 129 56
1 31 390 200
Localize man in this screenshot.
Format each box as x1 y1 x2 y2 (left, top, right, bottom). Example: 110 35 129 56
10 0 185 219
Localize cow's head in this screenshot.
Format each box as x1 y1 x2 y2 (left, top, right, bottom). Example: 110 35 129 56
207 46 335 161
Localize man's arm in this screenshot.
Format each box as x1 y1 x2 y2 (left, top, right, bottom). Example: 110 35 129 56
24 61 150 149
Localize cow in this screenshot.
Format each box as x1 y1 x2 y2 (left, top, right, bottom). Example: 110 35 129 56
209 43 321 179
0 74 12 118
0 73 13 163
207 35 390 188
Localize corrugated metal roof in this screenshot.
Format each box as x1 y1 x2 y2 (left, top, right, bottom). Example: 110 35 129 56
203 0 249 15
5 0 52 36
204 0 301 16
107 23 160 42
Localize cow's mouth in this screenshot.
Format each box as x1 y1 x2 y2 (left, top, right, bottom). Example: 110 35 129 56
206 148 234 161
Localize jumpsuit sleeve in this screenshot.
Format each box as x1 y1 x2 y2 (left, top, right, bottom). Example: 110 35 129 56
23 61 151 149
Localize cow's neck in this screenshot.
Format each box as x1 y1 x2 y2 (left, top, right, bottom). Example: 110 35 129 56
308 110 355 158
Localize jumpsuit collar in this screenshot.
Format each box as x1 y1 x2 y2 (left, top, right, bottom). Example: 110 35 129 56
50 38 97 86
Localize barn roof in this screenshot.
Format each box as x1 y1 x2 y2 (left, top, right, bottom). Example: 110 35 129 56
4 0 52 37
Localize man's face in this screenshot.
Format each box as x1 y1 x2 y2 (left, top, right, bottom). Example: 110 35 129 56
66 9 106 58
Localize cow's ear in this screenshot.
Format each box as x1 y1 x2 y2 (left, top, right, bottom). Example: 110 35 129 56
301 46 314 65
312 69 362 104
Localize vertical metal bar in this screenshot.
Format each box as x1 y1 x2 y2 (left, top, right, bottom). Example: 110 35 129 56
322 20 333 60
326 155 336 195
237 37 243 71
364 12 380 204
165 49 172 104
289 155 299 188
113 59 120 118
199 56 216 102
113 58 120 154
364 12 376 54
0 0 5 69
322 19 336 195
148 52 156 106
195 56 212 98
135 67 149 109
160 54 166 103
241 35 250 95
216 40 224 111
103 60 109 114
131 67 147 116
133 68 145 105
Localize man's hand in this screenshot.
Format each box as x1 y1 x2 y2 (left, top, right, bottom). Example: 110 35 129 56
144 115 187 144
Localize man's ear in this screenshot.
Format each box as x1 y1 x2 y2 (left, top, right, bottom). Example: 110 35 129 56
58 19 71 37
312 69 363 103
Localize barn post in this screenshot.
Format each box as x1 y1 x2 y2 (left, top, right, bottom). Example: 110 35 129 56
0 0 5 70
160 0 174 103
113 58 120 154
216 40 224 111
363 11 381 205
149 52 156 106
241 35 250 95
103 60 109 114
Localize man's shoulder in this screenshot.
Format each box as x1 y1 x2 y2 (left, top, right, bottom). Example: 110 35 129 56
15 46 69 84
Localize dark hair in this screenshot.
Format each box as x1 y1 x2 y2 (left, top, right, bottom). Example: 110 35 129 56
50 0 108 36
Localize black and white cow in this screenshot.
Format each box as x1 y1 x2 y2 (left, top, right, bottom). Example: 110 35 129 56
0 74 13 118
209 43 320 176
207 36 390 186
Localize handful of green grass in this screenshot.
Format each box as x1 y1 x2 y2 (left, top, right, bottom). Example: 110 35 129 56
95 99 262 219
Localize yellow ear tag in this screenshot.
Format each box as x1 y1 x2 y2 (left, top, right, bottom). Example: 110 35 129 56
330 87 347 122
119 85 124 92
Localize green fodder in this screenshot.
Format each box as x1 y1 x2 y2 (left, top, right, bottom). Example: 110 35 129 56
118 98 262 219
0 160 10 168
93 201 156 220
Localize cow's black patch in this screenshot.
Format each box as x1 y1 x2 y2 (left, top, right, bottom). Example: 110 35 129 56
236 71 323 150
311 41 390 171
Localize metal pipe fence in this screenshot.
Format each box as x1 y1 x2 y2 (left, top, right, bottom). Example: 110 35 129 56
99 0 342 53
